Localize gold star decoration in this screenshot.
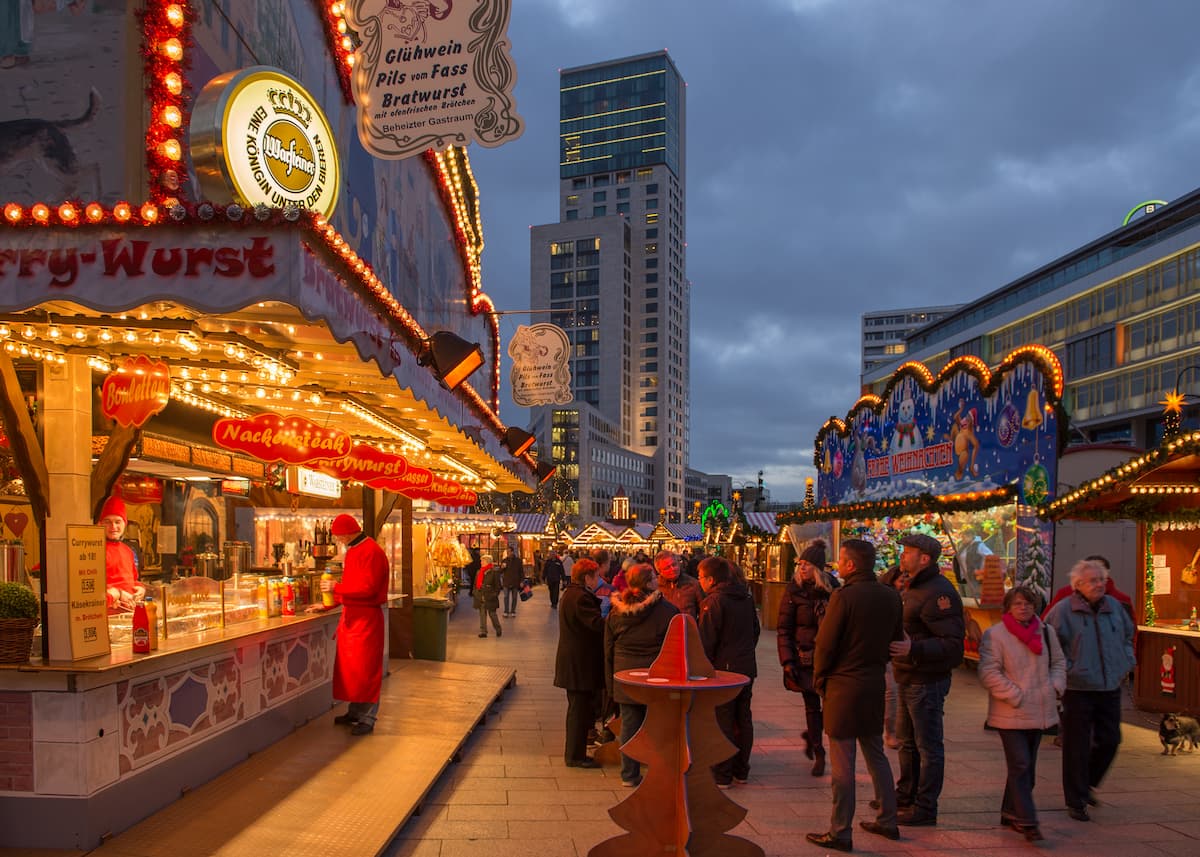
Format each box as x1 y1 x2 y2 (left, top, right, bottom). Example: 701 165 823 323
1161 390 1187 414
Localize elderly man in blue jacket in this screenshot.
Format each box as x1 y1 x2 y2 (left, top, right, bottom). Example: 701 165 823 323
1044 557 1136 821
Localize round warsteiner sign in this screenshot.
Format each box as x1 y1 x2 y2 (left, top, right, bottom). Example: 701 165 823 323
191 66 340 218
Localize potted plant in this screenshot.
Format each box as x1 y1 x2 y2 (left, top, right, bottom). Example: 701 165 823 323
0 581 39 664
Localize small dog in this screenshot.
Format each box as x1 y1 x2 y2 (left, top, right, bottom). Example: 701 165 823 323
0 88 101 199
1159 713 1200 755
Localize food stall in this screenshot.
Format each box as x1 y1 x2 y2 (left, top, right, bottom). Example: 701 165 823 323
0 3 535 848
1041 409 1200 717
779 346 1064 661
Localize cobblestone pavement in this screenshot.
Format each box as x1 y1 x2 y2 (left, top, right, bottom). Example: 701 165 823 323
385 586 1200 857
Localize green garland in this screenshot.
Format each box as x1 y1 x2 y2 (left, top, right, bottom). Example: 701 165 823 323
1144 527 1156 626
778 486 1016 525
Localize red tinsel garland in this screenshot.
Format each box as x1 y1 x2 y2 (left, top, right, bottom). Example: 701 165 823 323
139 1 194 206
314 0 356 104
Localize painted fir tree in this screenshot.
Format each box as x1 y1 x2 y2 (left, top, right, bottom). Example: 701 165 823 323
1017 529 1052 606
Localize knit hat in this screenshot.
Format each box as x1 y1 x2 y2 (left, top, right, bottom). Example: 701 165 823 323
898 532 941 562
98 495 127 523
799 539 826 568
329 514 361 537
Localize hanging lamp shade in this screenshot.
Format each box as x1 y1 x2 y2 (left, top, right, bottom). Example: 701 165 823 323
503 426 535 457
419 331 484 390
536 461 556 483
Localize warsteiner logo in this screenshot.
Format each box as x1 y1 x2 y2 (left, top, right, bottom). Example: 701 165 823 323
191 67 341 218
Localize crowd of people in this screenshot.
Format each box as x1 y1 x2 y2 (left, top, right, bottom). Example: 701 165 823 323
531 537 1137 852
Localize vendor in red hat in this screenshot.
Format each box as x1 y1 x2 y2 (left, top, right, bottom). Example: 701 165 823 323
309 513 390 735
99 495 145 613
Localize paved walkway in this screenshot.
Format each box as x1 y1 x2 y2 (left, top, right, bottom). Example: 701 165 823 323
385 586 1200 857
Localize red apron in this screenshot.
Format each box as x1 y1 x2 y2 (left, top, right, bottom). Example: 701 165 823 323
105 540 139 614
331 536 390 703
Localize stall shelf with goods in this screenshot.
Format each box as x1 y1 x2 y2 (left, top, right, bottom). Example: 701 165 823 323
779 346 1064 661
1040 411 1200 717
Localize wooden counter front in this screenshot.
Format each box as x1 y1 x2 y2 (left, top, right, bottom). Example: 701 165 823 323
1134 624 1200 718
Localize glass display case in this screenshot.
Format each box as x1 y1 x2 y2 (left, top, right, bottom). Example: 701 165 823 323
106 572 327 644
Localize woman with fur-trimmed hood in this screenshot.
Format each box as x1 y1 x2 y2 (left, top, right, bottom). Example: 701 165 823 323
777 538 839 775
604 562 679 787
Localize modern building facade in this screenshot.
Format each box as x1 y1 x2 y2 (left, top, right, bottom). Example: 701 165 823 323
530 51 692 522
862 187 1200 450
861 304 962 378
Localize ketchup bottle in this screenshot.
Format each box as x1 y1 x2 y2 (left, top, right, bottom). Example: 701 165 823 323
132 601 151 654
282 580 295 616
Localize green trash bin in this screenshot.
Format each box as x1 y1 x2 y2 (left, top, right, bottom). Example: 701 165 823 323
412 596 453 661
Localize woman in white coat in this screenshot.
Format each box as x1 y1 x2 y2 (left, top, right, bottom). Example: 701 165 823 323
979 585 1066 842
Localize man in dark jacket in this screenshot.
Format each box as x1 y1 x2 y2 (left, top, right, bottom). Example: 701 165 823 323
806 539 904 852
500 547 524 617
654 550 703 618
473 554 502 638
553 558 605 769
698 556 761 787
889 532 965 826
543 549 565 609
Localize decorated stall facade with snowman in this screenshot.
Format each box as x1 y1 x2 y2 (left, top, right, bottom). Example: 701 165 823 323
782 345 1063 660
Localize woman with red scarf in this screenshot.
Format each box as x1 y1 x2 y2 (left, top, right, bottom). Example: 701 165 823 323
978 585 1066 842
310 514 390 735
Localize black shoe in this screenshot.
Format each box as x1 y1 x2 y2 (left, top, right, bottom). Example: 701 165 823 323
565 757 600 769
478 632 487 637
350 722 374 736
859 820 900 841
1019 825 1044 842
333 713 357 725
1067 806 1090 822
496 628 502 637
897 810 937 827
805 832 852 852
802 729 815 760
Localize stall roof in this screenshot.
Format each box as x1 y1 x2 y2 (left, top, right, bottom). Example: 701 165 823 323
513 513 553 535
743 512 779 535
1040 432 1200 522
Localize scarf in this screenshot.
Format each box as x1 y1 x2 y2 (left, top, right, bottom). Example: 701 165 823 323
1002 612 1043 654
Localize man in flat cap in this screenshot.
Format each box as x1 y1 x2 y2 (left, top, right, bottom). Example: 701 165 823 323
889 532 964 827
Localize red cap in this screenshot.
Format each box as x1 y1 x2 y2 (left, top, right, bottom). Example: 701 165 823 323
330 514 361 537
98 495 127 523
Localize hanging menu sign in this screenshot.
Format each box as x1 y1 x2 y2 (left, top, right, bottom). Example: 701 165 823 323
212 413 352 464
66 525 110 660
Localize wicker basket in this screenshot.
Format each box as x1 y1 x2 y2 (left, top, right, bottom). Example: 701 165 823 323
0 617 37 664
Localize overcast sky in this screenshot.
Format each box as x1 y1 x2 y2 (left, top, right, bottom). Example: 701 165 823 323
468 0 1200 502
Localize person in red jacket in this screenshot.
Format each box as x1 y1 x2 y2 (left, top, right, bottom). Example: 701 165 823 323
99 496 144 614
1041 555 1134 624
311 514 390 735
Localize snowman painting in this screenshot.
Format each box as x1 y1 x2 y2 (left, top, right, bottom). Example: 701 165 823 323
891 395 923 452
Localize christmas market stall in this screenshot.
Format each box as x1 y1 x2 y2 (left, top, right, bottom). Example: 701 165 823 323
779 346 1064 661
0 2 533 848
1040 400 1200 717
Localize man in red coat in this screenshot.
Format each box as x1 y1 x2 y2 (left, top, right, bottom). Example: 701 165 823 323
99 496 144 614
314 514 390 735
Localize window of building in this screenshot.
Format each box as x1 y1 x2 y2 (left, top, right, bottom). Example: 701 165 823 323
572 178 588 189
1065 328 1115 377
593 206 607 217
617 202 630 214
645 287 658 298
593 191 607 202
637 168 653 179
593 175 610 187
646 228 658 239
646 199 658 210
645 273 658 283
645 213 658 224
617 187 630 199
566 209 578 220
646 183 658 194
646 258 658 269
645 302 658 313
644 243 658 254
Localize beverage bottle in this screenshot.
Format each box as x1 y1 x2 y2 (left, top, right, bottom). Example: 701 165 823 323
132 601 151 653
256 579 269 619
144 596 159 650
282 579 295 616
269 580 282 616
321 571 335 608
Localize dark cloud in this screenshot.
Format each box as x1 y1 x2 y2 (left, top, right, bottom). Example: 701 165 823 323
470 0 1200 501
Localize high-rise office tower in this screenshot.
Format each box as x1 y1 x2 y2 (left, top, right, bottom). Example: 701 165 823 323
530 51 690 522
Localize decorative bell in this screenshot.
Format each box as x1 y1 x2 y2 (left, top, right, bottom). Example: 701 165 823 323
1021 388 1044 430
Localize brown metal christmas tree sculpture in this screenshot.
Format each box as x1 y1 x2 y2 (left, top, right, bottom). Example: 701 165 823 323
588 613 764 857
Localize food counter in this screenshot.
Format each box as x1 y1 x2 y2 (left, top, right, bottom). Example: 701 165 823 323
0 606 343 849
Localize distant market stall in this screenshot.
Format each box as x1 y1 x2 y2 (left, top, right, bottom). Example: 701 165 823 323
1041 402 1200 716
779 346 1064 660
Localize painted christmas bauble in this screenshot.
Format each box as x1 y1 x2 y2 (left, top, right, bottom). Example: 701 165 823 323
997 401 1021 447
1022 463 1049 505
833 448 844 479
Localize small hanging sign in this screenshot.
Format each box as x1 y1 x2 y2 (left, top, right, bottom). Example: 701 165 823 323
100 356 171 428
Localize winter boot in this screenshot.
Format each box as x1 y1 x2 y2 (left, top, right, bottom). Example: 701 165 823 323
807 709 826 776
